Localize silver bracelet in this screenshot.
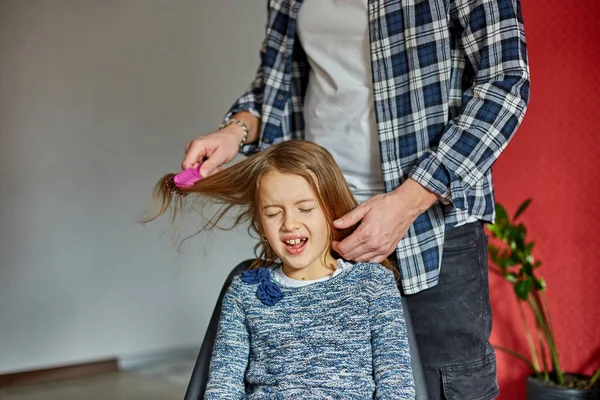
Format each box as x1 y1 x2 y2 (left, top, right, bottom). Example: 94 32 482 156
218 118 249 148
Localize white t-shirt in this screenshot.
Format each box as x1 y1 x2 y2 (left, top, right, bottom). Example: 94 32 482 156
297 0 386 204
272 259 354 288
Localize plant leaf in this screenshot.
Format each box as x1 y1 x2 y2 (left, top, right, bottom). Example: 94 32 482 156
535 278 546 291
495 203 509 226
516 224 527 248
515 278 533 300
522 262 534 276
509 251 523 266
489 246 519 272
525 241 535 253
485 223 498 238
514 198 532 220
489 245 499 257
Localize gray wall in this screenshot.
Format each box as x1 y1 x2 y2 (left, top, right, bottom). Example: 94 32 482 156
0 0 263 374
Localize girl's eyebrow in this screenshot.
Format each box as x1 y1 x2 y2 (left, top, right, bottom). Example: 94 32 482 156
295 198 317 205
262 198 316 209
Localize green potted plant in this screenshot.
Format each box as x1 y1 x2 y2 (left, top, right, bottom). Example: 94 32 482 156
486 199 600 399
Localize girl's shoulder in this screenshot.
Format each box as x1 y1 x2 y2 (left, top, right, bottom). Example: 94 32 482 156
345 263 401 306
346 262 398 291
347 261 396 280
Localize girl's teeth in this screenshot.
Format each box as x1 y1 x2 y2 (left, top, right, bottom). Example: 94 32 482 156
286 238 304 245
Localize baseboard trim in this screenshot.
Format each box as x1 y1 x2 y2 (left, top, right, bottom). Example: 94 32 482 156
0 358 119 388
118 345 200 371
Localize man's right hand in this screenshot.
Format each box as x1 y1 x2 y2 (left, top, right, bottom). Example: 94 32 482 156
182 127 243 178
182 111 260 178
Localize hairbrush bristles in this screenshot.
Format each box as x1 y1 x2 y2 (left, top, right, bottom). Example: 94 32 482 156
165 177 190 199
165 164 203 199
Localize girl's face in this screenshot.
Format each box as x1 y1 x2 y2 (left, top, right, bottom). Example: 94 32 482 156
258 171 335 278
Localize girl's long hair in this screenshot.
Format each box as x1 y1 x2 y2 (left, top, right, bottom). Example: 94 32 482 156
143 140 395 274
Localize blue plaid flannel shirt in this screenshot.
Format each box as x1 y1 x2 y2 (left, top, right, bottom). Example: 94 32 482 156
226 0 530 294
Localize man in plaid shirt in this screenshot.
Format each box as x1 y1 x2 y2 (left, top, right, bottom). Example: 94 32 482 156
183 0 529 398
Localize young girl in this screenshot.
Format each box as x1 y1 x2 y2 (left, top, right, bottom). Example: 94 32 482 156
145 141 415 399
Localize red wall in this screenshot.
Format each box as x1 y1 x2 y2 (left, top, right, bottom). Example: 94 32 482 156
490 1 600 398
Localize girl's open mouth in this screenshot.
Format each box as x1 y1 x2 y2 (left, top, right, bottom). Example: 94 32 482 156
283 237 308 255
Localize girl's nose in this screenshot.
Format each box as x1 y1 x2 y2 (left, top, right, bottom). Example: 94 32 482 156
282 214 301 231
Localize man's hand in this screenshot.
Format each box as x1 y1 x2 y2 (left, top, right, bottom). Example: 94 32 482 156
332 179 439 263
182 111 260 177
182 127 243 177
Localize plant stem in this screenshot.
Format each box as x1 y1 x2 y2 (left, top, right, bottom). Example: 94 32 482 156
588 367 600 389
537 328 549 381
539 291 554 336
518 299 540 373
533 290 563 383
528 294 564 385
495 346 538 371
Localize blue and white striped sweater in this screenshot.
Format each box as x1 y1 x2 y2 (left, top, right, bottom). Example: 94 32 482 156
205 263 415 399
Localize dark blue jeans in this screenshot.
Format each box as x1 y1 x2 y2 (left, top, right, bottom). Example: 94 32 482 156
401 222 499 400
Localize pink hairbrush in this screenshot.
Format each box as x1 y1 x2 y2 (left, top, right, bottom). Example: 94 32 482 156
165 164 203 198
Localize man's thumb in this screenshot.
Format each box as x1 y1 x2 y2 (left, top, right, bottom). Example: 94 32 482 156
199 161 217 178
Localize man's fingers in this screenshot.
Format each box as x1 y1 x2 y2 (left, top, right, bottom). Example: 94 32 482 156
354 251 382 263
182 140 207 170
334 233 363 255
333 205 368 229
333 228 372 260
335 235 391 263
336 228 395 261
199 151 228 178
371 254 389 264
341 243 377 262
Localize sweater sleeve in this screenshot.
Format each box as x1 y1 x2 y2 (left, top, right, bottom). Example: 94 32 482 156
204 277 249 399
368 266 416 399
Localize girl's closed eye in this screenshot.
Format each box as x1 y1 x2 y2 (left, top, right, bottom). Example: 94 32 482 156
265 211 282 218
299 208 314 214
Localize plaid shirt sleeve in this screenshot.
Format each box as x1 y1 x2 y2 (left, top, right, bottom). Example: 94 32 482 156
223 37 267 156
409 0 530 210
225 38 265 120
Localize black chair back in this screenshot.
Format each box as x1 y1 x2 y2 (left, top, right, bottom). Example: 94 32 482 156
183 259 254 400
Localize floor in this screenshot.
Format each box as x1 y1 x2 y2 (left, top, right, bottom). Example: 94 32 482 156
0 354 197 400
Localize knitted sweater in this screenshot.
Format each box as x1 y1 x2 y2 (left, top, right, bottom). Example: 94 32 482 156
204 263 415 399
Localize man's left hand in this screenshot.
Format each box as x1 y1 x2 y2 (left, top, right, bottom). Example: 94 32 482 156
332 179 439 263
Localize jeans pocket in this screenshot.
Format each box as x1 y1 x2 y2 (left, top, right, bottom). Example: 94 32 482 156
443 223 480 254
441 353 499 400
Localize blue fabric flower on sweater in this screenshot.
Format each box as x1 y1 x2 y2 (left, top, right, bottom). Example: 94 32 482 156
241 267 284 306
241 267 270 284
